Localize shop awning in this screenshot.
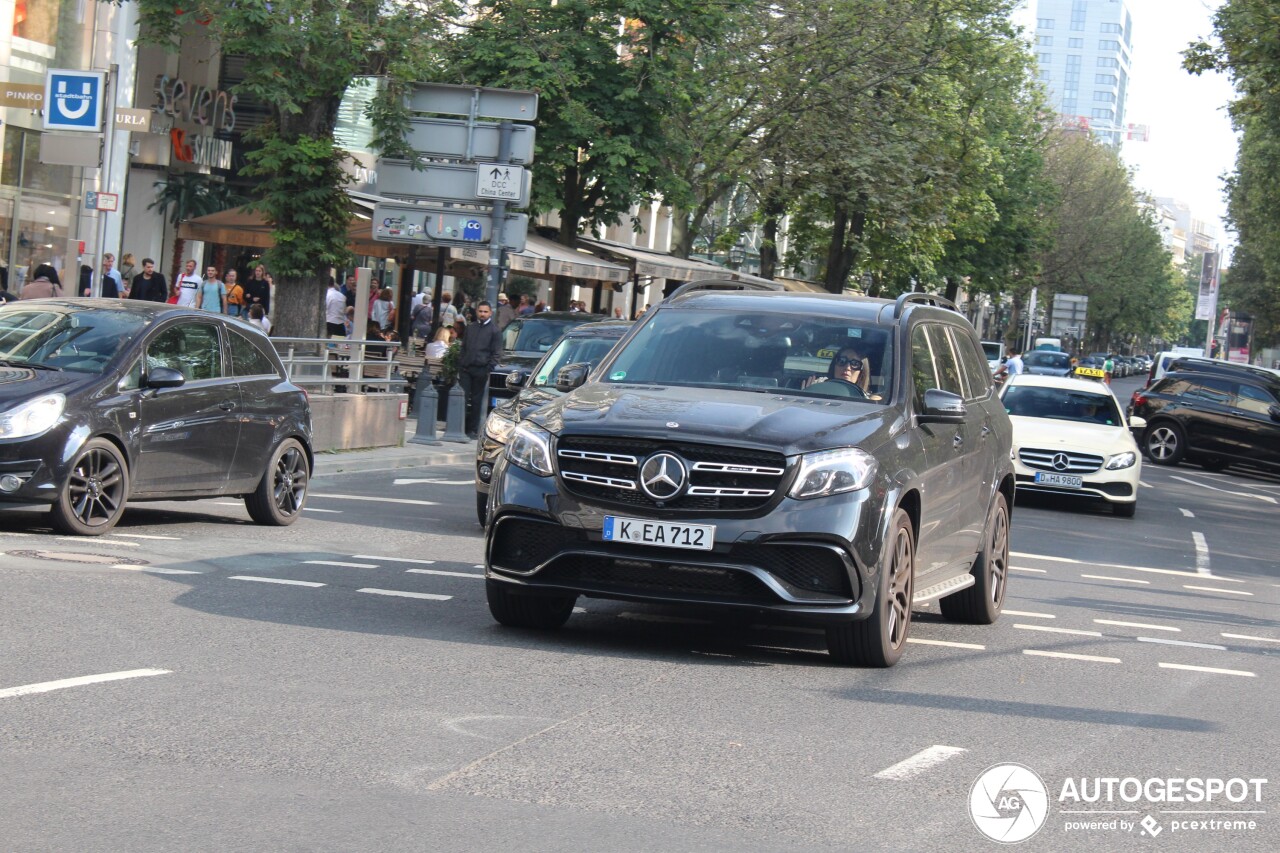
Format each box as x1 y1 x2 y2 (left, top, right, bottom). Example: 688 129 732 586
449 234 630 282
578 237 781 288
179 197 402 259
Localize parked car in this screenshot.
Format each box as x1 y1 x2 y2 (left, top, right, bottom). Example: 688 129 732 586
982 340 1005 374
1130 367 1280 473
1000 374 1143 517
0 299 312 535
475 319 631 525
487 311 605 408
1021 350 1073 377
484 284 1015 667
1146 348 1206 386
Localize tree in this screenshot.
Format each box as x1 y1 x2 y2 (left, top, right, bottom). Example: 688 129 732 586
148 174 242 284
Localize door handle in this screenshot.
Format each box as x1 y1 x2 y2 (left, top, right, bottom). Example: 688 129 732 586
219 401 237 411
981 423 992 437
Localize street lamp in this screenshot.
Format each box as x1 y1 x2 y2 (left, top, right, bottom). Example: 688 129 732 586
728 240 746 270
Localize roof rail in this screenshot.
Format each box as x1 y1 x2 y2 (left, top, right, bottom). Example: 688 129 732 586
893 292 957 319
665 278 784 301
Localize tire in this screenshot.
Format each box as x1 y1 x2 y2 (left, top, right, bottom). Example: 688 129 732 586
476 490 488 527
1112 500 1136 518
50 438 130 536
486 579 576 629
245 438 309 526
941 492 1009 624
1199 457 1230 472
1144 421 1186 466
826 508 914 667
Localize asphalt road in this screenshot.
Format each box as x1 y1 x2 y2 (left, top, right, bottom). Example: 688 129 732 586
2 375 1277 852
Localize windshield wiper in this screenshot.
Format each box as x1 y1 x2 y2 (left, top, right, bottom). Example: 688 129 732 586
0 358 62 371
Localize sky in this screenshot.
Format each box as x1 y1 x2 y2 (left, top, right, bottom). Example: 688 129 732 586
1013 0 1239 249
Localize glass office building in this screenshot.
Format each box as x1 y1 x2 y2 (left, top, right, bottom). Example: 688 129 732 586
1033 0 1133 147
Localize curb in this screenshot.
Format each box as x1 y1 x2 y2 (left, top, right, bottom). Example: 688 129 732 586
311 447 477 478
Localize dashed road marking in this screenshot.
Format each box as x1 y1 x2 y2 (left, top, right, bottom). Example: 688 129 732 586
1014 624 1102 637
1011 552 1245 583
1095 619 1180 633
229 576 325 588
1024 650 1121 664
357 588 452 601
0 668 171 699
1158 662 1255 678
1221 633 1280 645
302 507 342 514
1137 636 1227 651
1179 508 1195 518
111 533 182 541
1139 481 1153 489
1169 475 1277 505
353 555 437 565
573 607 587 614
1183 585 1253 597
56 536 138 547
406 568 484 579
1004 609 1056 619
309 493 440 507
906 638 985 650
112 565 201 575
1012 566 1047 574
1081 574 1150 585
874 745 969 781
1191 532 1211 575
393 478 473 485
304 560 378 569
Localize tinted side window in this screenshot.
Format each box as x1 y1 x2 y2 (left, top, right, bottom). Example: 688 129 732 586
1184 377 1233 406
910 325 938 409
950 327 992 400
1235 383 1277 415
229 328 278 377
925 325 965 397
146 323 222 381
1157 377 1191 396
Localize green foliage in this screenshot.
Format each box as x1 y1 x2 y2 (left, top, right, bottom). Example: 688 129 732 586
440 340 462 385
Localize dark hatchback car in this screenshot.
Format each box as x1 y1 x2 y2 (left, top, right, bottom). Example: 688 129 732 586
0 299 312 535
1130 365 1280 473
488 311 605 407
476 319 631 525
485 284 1016 667
1021 350 1073 377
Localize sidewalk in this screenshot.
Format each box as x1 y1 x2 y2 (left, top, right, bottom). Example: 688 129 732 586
311 416 477 478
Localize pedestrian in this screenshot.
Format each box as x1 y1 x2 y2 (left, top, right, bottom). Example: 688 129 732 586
247 303 272 335
78 264 93 297
437 291 459 331
371 287 395 331
324 276 347 337
173 259 200 307
129 258 168 302
342 273 357 308
19 263 62 299
458 300 502 439
996 348 1024 382
0 275 16 303
409 295 434 340
425 325 454 359
613 307 623 319
496 292 516 329
518 294 534 317
100 253 123 298
1103 353 1115 385
196 265 226 313
224 269 245 316
118 252 137 288
243 264 270 314
534 300 547 313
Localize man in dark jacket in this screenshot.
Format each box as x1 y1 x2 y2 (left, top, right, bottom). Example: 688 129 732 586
129 258 168 302
458 301 503 438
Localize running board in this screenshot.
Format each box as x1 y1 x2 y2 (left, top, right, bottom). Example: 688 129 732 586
913 574 975 604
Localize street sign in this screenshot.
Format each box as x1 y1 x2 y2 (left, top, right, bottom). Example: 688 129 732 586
84 191 118 211
406 82 538 121
475 164 525 201
372 201 529 252
405 117 536 164
375 160 530 207
43 69 105 131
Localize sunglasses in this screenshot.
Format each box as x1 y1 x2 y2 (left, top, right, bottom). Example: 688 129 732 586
834 356 863 368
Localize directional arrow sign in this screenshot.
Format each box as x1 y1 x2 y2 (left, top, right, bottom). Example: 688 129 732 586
405 117 536 164
375 160 531 208
476 165 526 201
372 201 528 253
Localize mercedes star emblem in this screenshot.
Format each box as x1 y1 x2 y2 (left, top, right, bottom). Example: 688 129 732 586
639 452 687 501
1051 452 1070 471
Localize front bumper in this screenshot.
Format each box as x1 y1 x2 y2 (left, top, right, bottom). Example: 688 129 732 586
1012 458 1139 505
474 433 505 496
0 424 89 504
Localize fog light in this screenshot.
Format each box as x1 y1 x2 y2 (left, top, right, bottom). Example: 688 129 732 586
0 474 23 492
478 463 493 483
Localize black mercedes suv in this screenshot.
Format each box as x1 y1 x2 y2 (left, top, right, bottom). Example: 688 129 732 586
484 283 1015 666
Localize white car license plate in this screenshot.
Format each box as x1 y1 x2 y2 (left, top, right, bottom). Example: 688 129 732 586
603 516 715 551
1035 472 1083 488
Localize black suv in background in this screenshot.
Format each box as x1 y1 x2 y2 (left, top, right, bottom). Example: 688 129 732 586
484 283 1015 667
487 311 605 408
1131 362 1280 473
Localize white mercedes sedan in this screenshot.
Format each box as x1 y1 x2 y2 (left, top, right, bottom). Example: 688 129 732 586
998 374 1145 517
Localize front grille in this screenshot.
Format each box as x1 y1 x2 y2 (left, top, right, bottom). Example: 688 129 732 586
734 544 850 597
556 436 788 512
1019 448 1104 473
537 554 775 603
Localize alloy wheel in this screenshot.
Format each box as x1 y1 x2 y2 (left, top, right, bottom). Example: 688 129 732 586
272 447 308 515
1147 426 1179 461
989 505 1008 606
67 448 125 528
886 526 913 648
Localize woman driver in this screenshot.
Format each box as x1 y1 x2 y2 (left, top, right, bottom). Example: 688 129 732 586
804 347 872 396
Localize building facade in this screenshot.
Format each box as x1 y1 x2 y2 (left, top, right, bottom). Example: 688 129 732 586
1033 0 1132 147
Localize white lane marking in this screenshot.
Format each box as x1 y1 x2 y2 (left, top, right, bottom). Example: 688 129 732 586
1221 633 1280 645
573 607 587 614
0 668 171 700
472 564 484 569
618 612 711 625
112 565 201 575
56 536 138 547
1081 574 1150 585
1139 480 1153 489
213 501 243 507
111 533 182 541
1014 624 1103 637
1158 662 1255 678
308 493 440 507
353 555 437 565
1137 636 1227 651
1024 650 1121 664
229 576 325 588
393 478 473 485
1004 609 1056 619
1183 585 1253 597
304 560 378 569
874 745 969 781
1179 508 1195 518
0 531 36 536
1095 619 1180 633
906 638 986 650
1012 566 1047 573
1169 474 1277 504
357 588 452 601
1011 552 1245 583
1191 532 1211 575
302 507 342 514
406 568 484 579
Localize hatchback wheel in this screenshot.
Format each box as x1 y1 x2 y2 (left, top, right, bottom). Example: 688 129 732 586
50 438 130 536
245 438 309 525
941 492 1009 624
827 508 914 667
1144 422 1185 466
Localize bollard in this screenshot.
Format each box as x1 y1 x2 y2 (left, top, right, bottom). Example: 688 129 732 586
408 380 442 445
441 383 470 443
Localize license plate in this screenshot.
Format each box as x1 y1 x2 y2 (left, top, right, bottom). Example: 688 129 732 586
1035 472 1083 488
603 516 715 551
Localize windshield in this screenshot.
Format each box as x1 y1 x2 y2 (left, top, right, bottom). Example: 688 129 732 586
0 307 148 373
600 309 893 403
532 334 621 387
504 318 592 354
1002 385 1123 426
1024 352 1070 369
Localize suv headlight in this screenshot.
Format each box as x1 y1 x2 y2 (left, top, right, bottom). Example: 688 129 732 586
484 410 518 444
506 423 554 476
1105 451 1137 470
789 448 877 499
0 393 66 439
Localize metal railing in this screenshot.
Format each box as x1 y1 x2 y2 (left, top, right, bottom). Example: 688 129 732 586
270 335 417 394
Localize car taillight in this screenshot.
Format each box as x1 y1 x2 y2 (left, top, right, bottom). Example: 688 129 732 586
1131 392 1147 408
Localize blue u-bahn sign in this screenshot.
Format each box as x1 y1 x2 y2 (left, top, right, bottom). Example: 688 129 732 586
43 69 105 132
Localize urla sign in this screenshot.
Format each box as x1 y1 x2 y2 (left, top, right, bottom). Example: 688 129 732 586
153 74 237 133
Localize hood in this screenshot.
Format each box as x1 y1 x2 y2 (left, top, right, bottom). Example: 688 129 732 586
493 386 561 422
492 353 541 374
0 365 94 408
1009 416 1136 454
532 383 897 456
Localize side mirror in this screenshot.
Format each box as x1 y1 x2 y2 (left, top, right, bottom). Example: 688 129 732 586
918 389 967 423
1128 415 1147 431
144 366 186 389
506 368 530 390
555 362 591 393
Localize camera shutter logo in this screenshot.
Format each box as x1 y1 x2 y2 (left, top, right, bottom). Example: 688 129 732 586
43 70 105 132
969 763 1050 844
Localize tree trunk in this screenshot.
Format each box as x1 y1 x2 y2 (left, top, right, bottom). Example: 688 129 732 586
273 270 327 339
669 208 692 259
943 276 961 304
170 237 186 289
822 195 866 294
758 198 785 281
